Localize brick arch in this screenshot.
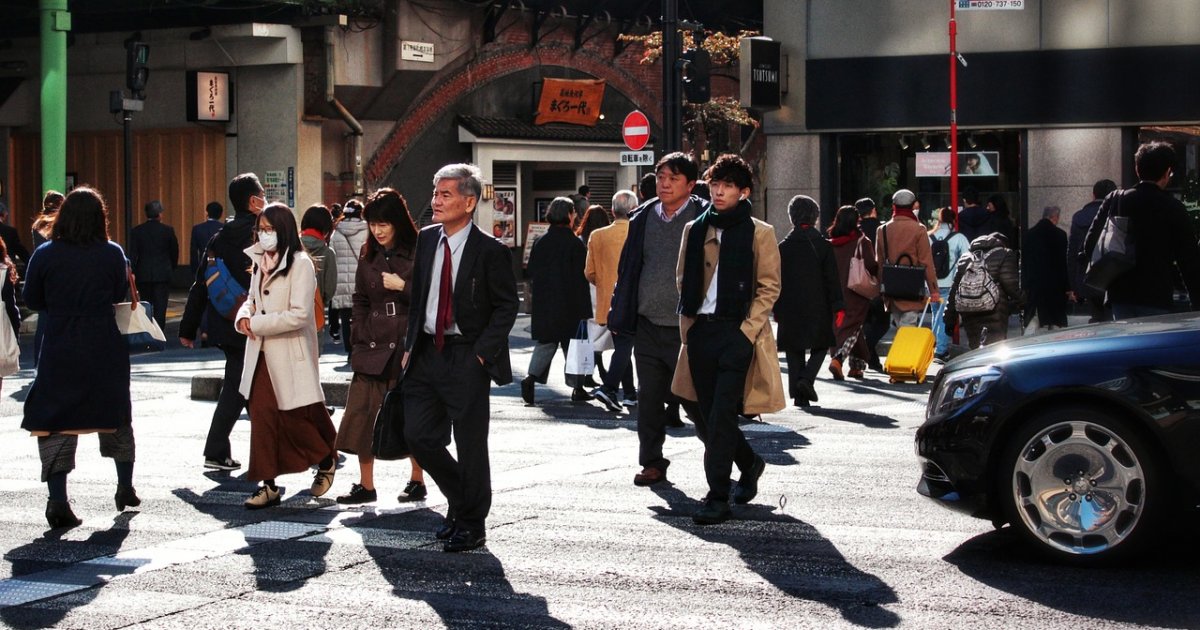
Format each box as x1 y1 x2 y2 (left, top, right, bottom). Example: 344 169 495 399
365 42 662 184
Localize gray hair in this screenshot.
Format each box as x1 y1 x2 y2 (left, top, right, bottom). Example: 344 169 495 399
546 196 576 226
1043 205 1062 220
787 194 820 227
432 163 483 201
611 190 637 218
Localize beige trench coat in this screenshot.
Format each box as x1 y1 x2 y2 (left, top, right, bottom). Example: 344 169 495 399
236 244 325 410
671 217 786 416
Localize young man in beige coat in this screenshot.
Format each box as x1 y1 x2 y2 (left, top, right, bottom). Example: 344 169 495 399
672 154 784 525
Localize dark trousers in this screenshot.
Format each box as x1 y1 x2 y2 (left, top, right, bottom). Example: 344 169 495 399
785 348 827 399
404 336 493 534
329 307 353 353
633 316 701 471
864 297 888 367
600 331 637 398
687 319 758 501
136 280 170 331
203 344 248 461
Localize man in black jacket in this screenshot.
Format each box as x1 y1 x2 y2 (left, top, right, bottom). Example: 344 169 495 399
1068 179 1117 323
1083 141 1200 320
1022 206 1070 331
608 152 706 488
179 174 265 471
402 163 518 553
129 200 180 331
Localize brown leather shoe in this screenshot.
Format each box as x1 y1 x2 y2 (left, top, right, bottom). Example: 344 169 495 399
633 467 667 486
848 367 864 379
828 357 845 381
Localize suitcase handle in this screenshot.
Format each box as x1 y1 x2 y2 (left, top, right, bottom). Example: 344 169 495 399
916 298 932 328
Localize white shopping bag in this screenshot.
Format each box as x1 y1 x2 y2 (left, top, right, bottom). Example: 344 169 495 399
565 321 595 387
0 306 18 377
586 318 613 352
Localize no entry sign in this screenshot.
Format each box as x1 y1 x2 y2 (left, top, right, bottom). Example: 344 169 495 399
622 111 650 151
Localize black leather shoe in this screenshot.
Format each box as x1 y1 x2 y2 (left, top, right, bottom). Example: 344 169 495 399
732 456 766 505
692 498 731 525
521 376 535 405
435 516 457 541
46 500 81 529
115 485 141 511
797 380 818 402
443 528 487 553
571 387 592 403
397 480 427 502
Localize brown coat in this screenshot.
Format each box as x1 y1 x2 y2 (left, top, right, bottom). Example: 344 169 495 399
350 244 415 376
583 218 628 325
875 215 940 313
671 217 786 416
831 233 878 329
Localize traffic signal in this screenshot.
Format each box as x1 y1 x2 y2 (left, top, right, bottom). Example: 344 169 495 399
682 47 711 104
126 42 150 98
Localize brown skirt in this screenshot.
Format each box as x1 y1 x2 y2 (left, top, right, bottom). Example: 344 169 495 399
336 372 397 456
247 355 338 482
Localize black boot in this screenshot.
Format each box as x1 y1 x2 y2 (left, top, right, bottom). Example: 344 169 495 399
115 485 141 511
46 500 82 529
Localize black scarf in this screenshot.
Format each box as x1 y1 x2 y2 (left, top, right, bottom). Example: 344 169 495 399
678 199 755 318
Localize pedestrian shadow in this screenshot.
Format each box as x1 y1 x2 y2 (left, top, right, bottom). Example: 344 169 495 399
0 513 137 628
944 525 1200 628
648 485 900 628
739 422 812 466
531 397 640 432
172 483 341 593
360 508 569 628
800 406 898 429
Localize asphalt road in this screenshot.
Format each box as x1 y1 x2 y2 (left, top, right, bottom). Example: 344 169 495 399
0 313 1197 629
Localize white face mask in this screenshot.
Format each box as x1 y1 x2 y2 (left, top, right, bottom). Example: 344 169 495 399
258 231 279 252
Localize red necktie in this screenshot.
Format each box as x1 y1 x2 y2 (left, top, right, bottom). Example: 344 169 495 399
434 236 453 352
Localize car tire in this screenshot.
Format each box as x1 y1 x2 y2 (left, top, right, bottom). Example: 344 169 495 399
998 404 1163 565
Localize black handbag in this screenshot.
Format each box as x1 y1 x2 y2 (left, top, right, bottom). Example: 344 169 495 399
371 377 410 461
879 226 929 301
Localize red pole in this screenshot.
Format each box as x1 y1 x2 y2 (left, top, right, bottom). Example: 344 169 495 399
949 0 960 229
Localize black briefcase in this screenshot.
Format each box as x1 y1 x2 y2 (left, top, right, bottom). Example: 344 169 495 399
880 254 929 301
371 378 411 461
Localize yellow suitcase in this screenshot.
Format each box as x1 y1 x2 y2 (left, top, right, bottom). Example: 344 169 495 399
885 302 935 384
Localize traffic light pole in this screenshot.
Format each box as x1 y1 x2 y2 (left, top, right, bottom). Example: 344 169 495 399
949 0 960 223
661 0 682 154
123 109 133 247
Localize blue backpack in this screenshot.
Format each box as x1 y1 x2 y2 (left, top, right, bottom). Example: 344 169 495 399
204 255 248 320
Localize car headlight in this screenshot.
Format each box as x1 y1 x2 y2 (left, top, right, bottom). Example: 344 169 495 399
927 366 1002 419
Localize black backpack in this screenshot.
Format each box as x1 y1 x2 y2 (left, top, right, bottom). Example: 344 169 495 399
931 233 955 279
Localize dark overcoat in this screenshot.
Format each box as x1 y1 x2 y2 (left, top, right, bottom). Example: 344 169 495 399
22 240 131 432
350 243 415 376
1022 218 1069 327
774 226 844 351
128 219 179 283
528 224 591 344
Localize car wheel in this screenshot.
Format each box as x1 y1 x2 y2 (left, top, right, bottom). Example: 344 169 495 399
999 405 1162 564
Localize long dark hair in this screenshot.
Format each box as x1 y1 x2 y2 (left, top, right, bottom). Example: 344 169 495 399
575 204 611 243
52 187 110 245
363 188 418 258
258 203 301 276
830 205 860 238
0 236 17 285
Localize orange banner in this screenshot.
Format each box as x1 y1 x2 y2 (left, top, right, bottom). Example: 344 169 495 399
535 78 605 126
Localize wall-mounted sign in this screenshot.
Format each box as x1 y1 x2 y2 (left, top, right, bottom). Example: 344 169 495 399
957 0 1024 9
492 188 516 247
535 78 605 126
916 151 1000 177
186 71 232 122
740 37 781 110
401 41 435 63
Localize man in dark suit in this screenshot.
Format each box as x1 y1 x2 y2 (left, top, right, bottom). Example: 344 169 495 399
128 200 180 331
403 163 518 553
0 202 30 267
179 174 265 471
190 201 225 276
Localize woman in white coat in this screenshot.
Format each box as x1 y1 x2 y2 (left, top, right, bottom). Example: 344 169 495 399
236 203 338 509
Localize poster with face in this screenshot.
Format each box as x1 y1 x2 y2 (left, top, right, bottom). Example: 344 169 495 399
492 188 516 247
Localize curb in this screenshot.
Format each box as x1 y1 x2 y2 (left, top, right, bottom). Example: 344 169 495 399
190 376 350 406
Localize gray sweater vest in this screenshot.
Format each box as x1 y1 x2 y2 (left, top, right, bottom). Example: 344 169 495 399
638 209 691 327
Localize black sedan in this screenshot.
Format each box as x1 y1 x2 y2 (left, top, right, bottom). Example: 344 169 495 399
916 313 1200 563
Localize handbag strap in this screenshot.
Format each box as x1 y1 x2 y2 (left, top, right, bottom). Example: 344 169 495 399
126 266 139 311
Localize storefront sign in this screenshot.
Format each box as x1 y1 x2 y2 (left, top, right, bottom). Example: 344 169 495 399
401 41 435 62
739 37 781 110
535 78 605 126
916 151 1000 177
186 71 231 122
957 0 1024 9
620 151 654 166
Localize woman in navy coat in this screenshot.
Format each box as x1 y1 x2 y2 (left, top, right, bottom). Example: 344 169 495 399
22 187 137 529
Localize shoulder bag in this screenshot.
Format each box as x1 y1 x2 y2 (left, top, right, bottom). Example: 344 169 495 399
848 239 880 299
1084 191 1134 292
115 270 166 353
879 225 929 301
